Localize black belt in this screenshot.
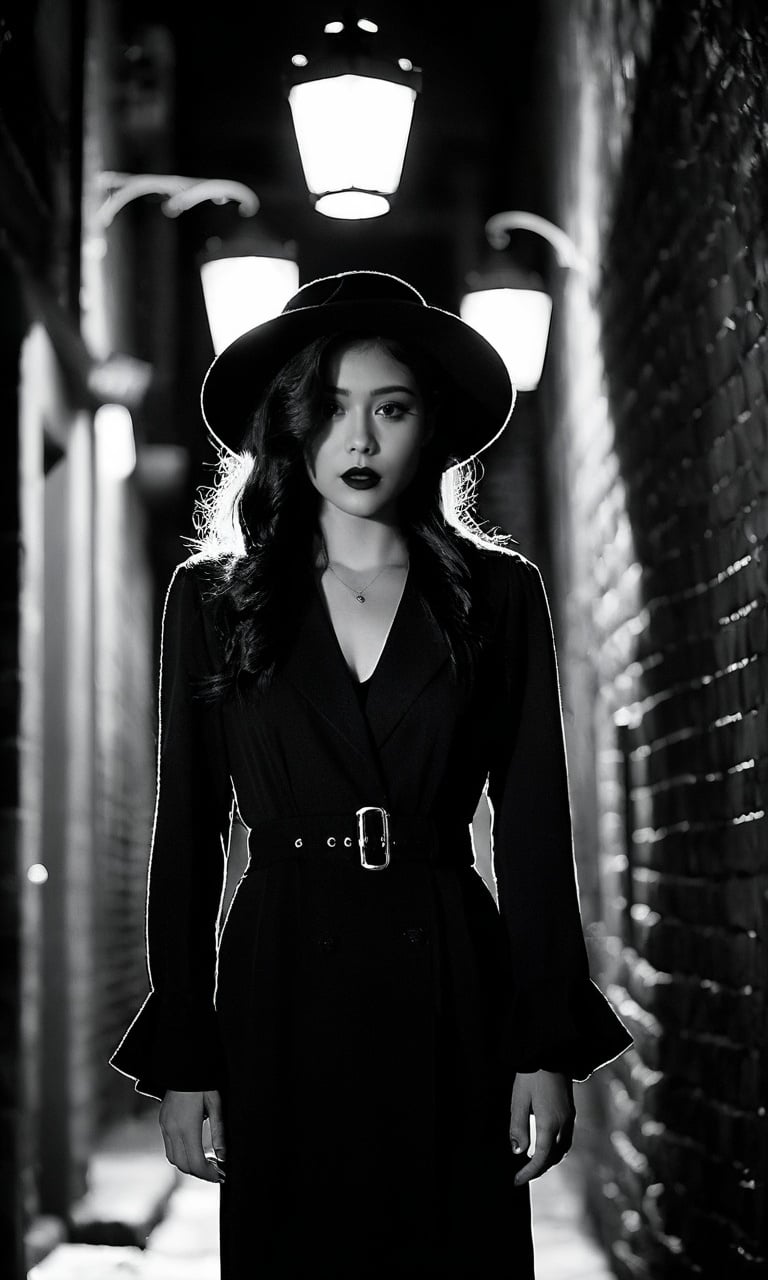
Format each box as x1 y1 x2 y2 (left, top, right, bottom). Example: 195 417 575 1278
247 809 474 871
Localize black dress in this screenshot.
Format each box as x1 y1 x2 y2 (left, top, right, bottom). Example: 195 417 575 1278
110 540 633 1278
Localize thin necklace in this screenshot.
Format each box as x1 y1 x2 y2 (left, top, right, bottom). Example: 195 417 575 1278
325 561 406 605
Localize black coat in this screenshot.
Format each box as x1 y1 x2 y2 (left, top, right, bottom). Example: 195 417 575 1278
110 540 633 1277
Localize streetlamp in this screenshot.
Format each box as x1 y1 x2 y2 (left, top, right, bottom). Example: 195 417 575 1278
460 212 589 392
285 14 422 220
95 169 299 354
198 229 299 355
90 171 298 476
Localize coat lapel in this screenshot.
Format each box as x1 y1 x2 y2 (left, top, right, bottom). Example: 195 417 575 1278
279 585 384 793
280 570 450 786
365 569 450 750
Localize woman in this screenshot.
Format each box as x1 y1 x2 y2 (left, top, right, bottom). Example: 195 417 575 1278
110 270 633 1277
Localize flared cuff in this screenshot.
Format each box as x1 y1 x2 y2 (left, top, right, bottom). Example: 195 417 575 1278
511 976 633 1082
108 989 225 1102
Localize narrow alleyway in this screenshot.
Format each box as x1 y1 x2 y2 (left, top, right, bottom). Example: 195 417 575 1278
28 1110 615 1279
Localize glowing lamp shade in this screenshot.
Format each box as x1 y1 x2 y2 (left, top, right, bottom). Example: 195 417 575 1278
199 253 299 354
288 75 417 219
460 287 554 392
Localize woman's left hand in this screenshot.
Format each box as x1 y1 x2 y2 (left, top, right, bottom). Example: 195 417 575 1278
509 1069 575 1186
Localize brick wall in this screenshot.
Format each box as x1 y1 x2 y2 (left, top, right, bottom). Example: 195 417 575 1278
536 0 768 1274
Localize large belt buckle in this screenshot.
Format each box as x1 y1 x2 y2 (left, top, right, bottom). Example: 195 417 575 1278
356 806 390 870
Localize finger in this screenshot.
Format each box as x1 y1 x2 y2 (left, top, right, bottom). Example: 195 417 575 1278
183 1132 225 1183
509 1114 531 1155
164 1127 223 1183
513 1150 548 1186
162 1130 193 1175
179 1131 224 1183
544 1129 573 1168
509 1133 530 1156
514 1125 557 1185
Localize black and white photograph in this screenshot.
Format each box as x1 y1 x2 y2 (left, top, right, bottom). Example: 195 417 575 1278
1 2 767 1277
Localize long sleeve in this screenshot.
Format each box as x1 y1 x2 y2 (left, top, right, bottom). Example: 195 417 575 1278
109 559 235 1101
487 555 633 1081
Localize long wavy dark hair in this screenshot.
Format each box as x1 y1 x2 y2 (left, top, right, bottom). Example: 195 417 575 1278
184 332 515 702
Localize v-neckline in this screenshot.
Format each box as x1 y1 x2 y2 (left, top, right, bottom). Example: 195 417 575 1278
315 565 411 686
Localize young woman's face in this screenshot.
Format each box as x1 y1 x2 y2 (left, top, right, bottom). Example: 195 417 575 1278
304 340 433 522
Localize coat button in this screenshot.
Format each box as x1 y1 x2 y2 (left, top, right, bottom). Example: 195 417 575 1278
402 926 427 946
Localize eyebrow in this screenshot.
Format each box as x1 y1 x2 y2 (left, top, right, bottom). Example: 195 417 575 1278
324 384 417 396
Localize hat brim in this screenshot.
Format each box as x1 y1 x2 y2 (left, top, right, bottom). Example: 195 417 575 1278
200 298 516 467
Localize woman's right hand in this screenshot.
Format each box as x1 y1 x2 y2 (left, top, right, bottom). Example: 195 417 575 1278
159 1089 226 1183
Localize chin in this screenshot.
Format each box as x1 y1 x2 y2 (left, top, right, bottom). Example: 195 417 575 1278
326 485 398 519
339 495 392 518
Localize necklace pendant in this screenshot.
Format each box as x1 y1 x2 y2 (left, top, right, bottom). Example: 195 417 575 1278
355 593 366 604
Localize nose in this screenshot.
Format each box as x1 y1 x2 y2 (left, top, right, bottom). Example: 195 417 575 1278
344 405 376 455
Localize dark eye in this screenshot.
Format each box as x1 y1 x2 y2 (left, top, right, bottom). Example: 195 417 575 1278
377 401 408 419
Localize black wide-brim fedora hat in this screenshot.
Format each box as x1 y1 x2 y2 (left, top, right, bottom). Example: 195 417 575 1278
201 270 516 467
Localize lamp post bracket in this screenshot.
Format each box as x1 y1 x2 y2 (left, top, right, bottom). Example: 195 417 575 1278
485 210 589 273
95 172 260 229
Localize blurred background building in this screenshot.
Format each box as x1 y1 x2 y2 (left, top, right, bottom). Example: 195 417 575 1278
1 0 767 1276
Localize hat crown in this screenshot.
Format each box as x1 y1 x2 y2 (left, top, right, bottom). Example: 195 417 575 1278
282 270 426 315
201 268 515 464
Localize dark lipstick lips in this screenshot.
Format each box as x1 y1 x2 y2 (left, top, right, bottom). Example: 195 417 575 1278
341 468 380 488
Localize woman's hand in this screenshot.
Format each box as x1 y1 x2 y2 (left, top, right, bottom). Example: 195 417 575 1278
509 1070 575 1186
159 1089 227 1184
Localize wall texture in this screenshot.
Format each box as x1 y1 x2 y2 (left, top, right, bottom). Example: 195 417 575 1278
1 2 164 1270
537 0 767 1274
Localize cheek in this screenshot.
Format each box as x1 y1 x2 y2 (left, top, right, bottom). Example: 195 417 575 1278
395 427 430 474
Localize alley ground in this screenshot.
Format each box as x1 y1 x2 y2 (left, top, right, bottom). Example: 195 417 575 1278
28 1109 615 1279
